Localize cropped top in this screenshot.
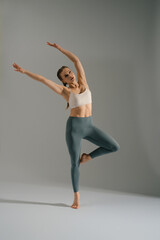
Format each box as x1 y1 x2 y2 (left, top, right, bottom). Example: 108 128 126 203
69 87 92 109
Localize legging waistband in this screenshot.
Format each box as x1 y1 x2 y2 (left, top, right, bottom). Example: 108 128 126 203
67 115 93 125
68 115 93 119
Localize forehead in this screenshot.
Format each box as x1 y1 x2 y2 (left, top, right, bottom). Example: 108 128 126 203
62 68 71 75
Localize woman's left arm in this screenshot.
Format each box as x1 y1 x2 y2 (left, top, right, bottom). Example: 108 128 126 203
46 42 88 86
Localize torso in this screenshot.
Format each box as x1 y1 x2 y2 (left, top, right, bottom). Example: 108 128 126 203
62 84 92 117
70 103 92 117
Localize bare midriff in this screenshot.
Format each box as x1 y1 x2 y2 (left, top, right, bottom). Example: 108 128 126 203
70 103 92 117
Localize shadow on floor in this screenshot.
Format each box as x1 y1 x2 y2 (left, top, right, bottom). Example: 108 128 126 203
0 198 70 207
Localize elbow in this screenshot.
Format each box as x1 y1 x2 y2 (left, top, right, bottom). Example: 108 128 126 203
73 57 79 63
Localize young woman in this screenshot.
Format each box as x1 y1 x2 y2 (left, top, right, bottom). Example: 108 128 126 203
12 42 120 209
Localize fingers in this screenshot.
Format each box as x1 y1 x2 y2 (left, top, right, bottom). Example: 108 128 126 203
12 63 17 68
12 62 23 73
46 42 58 48
46 41 53 46
12 62 19 70
12 62 19 68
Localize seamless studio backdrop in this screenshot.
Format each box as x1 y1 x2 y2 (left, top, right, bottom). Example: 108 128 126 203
0 0 160 196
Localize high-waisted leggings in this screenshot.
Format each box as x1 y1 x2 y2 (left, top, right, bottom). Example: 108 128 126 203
65 115 120 192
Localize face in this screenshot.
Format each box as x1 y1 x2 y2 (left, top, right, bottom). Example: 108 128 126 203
61 68 76 84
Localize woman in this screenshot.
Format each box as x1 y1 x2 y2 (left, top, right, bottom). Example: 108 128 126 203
12 42 120 209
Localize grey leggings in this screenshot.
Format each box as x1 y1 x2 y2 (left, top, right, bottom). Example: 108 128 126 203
65 116 120 192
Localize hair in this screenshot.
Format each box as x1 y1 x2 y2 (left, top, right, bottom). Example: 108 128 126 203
57 66 70 110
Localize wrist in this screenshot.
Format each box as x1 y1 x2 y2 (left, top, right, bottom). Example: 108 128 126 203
57 46 63 52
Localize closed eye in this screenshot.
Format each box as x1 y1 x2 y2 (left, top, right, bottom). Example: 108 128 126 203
65 71 71 78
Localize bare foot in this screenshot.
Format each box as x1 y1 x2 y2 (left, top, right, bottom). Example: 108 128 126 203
71 192 80 209
80 153 92 164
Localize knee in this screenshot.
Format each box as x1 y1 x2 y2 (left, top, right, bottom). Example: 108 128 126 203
112 143 120 152
71 161 80 168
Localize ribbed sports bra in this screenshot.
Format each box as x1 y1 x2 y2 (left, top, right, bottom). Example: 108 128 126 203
69 87 92 109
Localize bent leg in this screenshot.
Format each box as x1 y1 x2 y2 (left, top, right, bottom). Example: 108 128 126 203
84 125 120 159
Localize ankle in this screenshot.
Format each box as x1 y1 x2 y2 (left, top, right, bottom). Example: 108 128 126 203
74 192 80 195
74 192 80 198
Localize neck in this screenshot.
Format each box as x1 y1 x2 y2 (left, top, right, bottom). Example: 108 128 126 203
69 82 79 89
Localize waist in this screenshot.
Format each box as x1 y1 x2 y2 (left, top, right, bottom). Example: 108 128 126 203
66 115 93 132
69 103 92 117
68 115 93 119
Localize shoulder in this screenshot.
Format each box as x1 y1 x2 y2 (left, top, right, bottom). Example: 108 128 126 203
80 83 90 91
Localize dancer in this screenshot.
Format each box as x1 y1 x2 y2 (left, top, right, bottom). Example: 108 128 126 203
12 42 120 209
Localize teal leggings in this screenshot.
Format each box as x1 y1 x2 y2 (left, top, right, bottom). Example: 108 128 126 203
65 116 120 192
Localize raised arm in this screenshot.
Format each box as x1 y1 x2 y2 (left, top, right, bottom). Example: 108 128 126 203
12 62 66 98
46 42 88 86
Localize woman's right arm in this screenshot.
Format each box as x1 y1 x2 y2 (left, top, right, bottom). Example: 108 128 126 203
12 62 65 96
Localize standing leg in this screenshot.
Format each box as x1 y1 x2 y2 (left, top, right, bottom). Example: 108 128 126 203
84 124 120 159
65 132 82 193
65 127 82 209
66 116 89 209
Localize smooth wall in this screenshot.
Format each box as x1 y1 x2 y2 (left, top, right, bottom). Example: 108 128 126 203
0 0 160 196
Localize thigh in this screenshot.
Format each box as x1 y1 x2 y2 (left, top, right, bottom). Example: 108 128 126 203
66 130 82 166
84 124 120 150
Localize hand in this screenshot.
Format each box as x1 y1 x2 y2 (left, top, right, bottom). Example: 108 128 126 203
12 62 25 73
46 42 62 50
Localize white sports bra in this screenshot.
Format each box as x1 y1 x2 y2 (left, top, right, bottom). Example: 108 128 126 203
69 87 92 109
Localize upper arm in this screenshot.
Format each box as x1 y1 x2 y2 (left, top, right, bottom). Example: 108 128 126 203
43 78 70 102
74 59 88 86
43 78 64 95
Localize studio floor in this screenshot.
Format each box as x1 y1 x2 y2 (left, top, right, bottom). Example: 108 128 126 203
0 182 160 240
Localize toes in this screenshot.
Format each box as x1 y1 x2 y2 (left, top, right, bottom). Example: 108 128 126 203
71 203 80 209
80 153 86 162
80 155 83 159
80 153 84 160
71 205 79 209
71 205 78 209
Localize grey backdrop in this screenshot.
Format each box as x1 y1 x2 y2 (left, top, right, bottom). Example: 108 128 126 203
0 0 160 196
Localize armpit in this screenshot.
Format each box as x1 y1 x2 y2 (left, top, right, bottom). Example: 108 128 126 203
61 86 70 102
